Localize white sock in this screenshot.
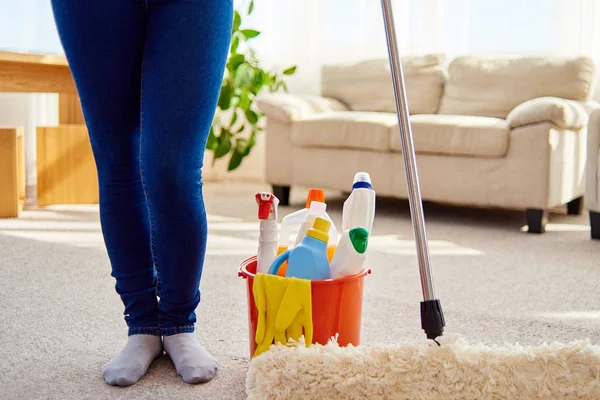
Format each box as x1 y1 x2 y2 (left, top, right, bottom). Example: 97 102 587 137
102 334 163 387
163 333 219 384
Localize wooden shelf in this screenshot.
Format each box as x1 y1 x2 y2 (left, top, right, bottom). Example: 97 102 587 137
0 127 25 218
36 125 98 206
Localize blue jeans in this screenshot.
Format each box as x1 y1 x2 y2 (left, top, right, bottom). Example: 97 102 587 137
51 0 233 336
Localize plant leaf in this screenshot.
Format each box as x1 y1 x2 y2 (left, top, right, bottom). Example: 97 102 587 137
245 109 259 124
283 66 297 75
250 69 265 94
234 63 254 88
230 36 240 53
228 150 244 171
214 133 232 159
228 137 253 171
248 0 255 15
236 124 246 133
229 110 238 127
206 127 219 150
217 82 233 110
232 11 241 33
247 131 258 153
236 138 250 155
240 29 260 39
239 91 251 109
227 54 245 73
263 73 273 86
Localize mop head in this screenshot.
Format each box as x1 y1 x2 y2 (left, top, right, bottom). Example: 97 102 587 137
246 334 600 399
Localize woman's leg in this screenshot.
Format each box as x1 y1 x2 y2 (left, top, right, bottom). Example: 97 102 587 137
141 0 232 383
51 0 161 387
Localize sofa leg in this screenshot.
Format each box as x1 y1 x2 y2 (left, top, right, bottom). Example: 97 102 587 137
591 212 600 240
526 209 547 234
272 185 290 206
567 196 583 215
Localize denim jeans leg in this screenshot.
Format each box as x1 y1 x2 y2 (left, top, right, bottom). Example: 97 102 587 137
50 0 160 335
141 0 233 335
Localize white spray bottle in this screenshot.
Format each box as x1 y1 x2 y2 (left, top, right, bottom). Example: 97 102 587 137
255 192 279 274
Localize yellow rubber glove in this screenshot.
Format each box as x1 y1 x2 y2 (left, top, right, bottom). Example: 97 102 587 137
253 273 267 345
253 273 289 357
274 277 313 346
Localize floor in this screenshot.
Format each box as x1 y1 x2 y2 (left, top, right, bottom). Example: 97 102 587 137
1 181 598 399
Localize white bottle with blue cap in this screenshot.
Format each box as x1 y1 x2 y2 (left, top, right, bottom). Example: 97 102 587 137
342 172 376 233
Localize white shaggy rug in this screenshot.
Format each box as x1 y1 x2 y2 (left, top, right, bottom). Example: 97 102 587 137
246 335 600 400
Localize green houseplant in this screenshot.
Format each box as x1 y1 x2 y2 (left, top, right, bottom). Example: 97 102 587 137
207 0 297 171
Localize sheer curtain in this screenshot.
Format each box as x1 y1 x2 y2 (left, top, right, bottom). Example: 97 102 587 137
553 0 600 98
239 0 600 98
239 0 456 94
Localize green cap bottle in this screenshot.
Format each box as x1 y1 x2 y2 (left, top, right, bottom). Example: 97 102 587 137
349 227 368 254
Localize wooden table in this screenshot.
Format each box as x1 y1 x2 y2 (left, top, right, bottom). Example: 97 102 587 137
0 51 98 213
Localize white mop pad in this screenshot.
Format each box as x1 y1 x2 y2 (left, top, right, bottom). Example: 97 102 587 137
246 334 600 399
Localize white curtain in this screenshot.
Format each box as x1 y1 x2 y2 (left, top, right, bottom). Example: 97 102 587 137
239 0 445 94
238 0 600 98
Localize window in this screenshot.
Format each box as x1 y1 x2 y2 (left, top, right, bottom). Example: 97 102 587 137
0 0 63 54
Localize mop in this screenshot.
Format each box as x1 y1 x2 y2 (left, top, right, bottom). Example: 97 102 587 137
245 1 600 398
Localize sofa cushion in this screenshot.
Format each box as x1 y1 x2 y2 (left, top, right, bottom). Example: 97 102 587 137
390 114 510 157
257 93 350 123
321 54 446 115
438 56 595 119
291 112 398 152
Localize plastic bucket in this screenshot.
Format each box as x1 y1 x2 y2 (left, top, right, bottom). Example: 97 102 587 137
238 256 371 358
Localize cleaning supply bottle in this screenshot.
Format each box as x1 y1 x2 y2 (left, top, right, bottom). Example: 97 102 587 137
294 201 330 246
255 192 279 274
329 227 369 279
342 172 376 233
268 217 332 281
275 188 337 275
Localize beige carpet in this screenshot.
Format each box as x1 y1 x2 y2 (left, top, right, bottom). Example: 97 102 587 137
0 181 598 400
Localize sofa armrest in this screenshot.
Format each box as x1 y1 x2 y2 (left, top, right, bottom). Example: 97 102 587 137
585 108 600 211
256 92 350 123
578 99 600 115
507 97 589 130
589 108 600 153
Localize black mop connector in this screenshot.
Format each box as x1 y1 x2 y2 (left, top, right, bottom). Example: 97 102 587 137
420 299 445 345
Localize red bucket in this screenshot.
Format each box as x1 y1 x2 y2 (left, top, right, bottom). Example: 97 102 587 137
238 256 371 358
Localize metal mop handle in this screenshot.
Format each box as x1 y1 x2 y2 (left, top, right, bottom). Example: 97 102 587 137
380 0 445 342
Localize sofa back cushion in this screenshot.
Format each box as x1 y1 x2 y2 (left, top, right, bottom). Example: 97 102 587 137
320 54 446 115
438 55 596 119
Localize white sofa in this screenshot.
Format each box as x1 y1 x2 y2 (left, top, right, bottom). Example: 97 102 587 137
257 54 599 233
586 109 600 239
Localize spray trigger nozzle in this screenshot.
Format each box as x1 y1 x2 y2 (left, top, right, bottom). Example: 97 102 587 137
255 192 279 220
